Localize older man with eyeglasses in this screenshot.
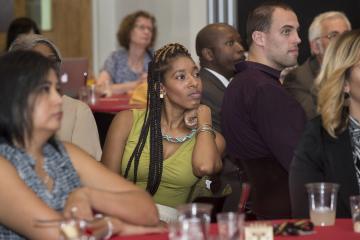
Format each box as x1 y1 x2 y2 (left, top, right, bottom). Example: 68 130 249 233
284 11 351 120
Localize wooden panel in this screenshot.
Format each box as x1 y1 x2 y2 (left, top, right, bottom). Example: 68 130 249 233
0 0 92 71
43 0 92 69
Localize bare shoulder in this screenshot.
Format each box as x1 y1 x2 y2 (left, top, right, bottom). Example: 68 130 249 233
113 109 134 125
109 110 135 135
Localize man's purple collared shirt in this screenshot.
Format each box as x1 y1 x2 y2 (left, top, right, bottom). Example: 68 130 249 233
221 61 306 171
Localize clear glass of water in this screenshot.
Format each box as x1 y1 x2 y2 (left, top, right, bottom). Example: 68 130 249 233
306 182 339 226
217 212 245 240
176 203 213 238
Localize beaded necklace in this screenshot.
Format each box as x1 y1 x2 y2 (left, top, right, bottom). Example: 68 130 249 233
162 129 196 143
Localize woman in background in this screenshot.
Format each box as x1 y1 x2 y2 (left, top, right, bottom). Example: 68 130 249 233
97 10 156 96
9 34 102 160
6 17 40 51
290 30 360 218
102 43 224 222
0 50 161 239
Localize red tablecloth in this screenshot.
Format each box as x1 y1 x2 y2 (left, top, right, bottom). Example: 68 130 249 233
111 219 360 240
89 95 140 113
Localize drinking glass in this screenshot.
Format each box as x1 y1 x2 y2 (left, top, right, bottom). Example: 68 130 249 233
88 85 97 105
350 195 360 232
177 203 213 238
306 182 339 226
78 86 89 103
217 212 245 240
168 218 205 240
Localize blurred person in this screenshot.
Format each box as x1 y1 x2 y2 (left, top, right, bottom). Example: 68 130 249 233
5 17 40 51
9 34 102 160
284 11 351 119
129 81 148 107
290 29 360 218
97 10 157 96
0 50 161 239
102 43 225 222
221 2 306 218
195 23 245 211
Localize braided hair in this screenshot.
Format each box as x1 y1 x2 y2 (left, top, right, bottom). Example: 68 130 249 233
124 43 192 195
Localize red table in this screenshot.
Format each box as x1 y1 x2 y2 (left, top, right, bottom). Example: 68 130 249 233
111 219 360 240
89 94 139 113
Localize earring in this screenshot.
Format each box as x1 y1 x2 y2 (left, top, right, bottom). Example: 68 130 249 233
160 91 165 99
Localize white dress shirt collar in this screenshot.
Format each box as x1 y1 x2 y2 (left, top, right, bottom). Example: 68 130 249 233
204 68 229 87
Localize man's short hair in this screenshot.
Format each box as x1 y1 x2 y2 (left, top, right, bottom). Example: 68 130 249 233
246 1 293 46
195 23 236 58
308 11 351 42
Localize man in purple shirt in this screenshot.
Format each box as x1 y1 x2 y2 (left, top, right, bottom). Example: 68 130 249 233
221 2 306 219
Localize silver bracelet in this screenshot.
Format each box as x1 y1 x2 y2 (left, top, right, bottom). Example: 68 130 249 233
196 124 216 139
104 217 113 240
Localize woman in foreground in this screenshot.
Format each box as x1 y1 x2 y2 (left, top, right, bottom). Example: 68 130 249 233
0 50 162 239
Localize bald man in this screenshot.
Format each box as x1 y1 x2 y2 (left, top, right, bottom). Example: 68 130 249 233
196 23 245 132
195 23 245 211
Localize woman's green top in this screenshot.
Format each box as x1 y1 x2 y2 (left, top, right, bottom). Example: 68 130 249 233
121 109 198 208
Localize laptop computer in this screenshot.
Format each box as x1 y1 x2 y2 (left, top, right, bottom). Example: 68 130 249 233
60 57 88 98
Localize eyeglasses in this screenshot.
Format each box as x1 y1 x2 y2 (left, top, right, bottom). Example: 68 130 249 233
315 31 340 40
134 24 153 32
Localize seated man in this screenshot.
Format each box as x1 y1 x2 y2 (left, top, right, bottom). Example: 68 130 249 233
196 23 245 211
284 11 351 119
222 2 306 218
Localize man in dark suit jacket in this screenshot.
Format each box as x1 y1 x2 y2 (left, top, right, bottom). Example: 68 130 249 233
195 23 245 211
196 23 245 132
284 11 351 120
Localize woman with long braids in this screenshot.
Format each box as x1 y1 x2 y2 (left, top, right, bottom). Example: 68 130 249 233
102 43 225 222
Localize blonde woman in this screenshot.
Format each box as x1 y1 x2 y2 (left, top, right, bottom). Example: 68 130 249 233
290 29 360 219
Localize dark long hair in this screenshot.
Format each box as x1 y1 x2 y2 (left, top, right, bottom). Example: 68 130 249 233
0 50 58 148
124 43 191 195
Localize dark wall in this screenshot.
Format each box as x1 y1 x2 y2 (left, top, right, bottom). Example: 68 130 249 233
237 0 360 64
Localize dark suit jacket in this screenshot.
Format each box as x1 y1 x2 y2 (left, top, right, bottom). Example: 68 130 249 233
200 68 243 211
200 68 226 132
284 56 320 120
290 116 359 218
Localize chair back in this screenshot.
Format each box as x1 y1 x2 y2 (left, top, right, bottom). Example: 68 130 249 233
237 157 292 219
238 182 251 214
60 57 88 98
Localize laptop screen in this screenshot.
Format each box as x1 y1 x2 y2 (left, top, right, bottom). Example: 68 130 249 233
60 57 88 98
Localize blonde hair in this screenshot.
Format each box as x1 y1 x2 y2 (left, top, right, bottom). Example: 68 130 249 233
316 29 360 138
